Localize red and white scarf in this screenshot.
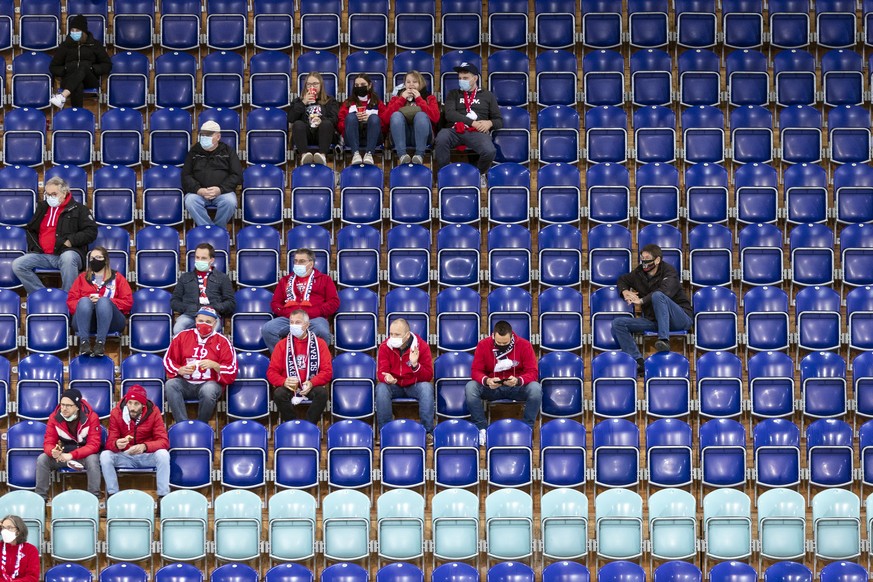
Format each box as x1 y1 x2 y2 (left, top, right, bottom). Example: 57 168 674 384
91 272 117 299
286 332 320 385
1 542 24 581
196 270 210 303
286 273 314 306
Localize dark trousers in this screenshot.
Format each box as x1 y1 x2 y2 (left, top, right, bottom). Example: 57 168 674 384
59 63 100 107
434 127 497 174
273 384 329 424
291 120 336 155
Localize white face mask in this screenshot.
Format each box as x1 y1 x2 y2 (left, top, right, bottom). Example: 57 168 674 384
387 336 404 349
1 529 16 544
46 195 62 208
61 412 78 422
289 324 305 338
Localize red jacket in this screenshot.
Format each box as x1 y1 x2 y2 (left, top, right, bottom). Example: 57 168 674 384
381 93 441 126
164 328 238 386
106 396 170 453
42 399 102 459
271 271 340 320
376 333 434 387
338 96 389 135
66 270 133 315
0 541 40 582
471 333 539 386
267 333 333 387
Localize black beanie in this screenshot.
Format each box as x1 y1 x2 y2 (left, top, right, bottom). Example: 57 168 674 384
70 14 89 34
61 388 83 408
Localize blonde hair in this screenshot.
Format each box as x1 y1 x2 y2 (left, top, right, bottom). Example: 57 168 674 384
404 70 428 93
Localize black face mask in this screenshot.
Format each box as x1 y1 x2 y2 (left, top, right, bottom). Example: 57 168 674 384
641 259 656 272
89 258 106 272
353 86 369 98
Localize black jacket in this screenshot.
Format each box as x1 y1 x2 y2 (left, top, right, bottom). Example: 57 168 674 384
616 262 693 321
287 96 340 128
443 87 504 130
49 33 112 78
25 196 98 265
181 142 243 194
170 269 236 319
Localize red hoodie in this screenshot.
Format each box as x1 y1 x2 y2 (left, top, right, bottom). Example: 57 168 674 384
271 271 340 320
0 541 40 582
38 194 71 254
381 93 441 127
66 271 134 315
470 333 539 386
106 392 170 453
376 333 434 387
42 399 102 460
267 333 333 388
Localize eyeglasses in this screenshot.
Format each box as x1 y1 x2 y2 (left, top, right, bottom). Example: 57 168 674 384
59 402 77 408
305 82 320 87
293 258 312 265
2 525 17 532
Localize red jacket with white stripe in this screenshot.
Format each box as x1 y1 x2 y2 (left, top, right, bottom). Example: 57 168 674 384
163 328 238 386
42 399 102 459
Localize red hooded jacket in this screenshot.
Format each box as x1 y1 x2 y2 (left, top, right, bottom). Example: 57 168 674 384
106 388 170 453
271 271 340 320
42 399 102 460
470 333 539 386
376 333 434 387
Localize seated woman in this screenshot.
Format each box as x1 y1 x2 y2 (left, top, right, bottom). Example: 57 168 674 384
0 515 39 582
288 72 340 166
383 70 441 165
49 14 112 108
67 246 133 357
338 73 387 165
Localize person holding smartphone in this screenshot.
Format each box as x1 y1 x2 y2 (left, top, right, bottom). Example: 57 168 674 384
465 320 541 445
288 72 340 166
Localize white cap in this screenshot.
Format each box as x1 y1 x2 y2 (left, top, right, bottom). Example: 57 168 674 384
200 120 221 133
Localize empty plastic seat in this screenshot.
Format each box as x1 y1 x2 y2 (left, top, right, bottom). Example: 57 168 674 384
730 106 773 163
723 0 764 47
634 107 677 163
682 106 725 164
829 106 872 165
538 106 580 164
160 490 208 561
148 108 192 167
246 107 289 166
834 162 873 226
389 163 433 226
582 50 625 108
678 48 720 106
594 489 643 559
585 106 628 163
774 50 817 107
735 162 779 225
823 49 864 106
688 223 732 287
241 164 285 227
593 418 640 488
322 489 371 561
812 489 861 559
488 50 530 107
581 0 622 48
539 287 584 352
758 488 807 559
636 162 681 224
250 51 293 109
535 50 578 107
587 224 632 287
587 162 630 225
649 488 697 560
3 110 47 168
19 0 60 51
644 351 692 417
538 224 583 288
628 0 669 47
646 418 693 487
326 420 373 490
534 0 576 49
726 49 770 107
699 418 747 488
770 0 811 48
675 0 717 47
806 417 854 488
540 488 588 560
485 488 533 559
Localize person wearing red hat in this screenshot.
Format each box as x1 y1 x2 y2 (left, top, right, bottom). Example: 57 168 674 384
36 388 102 500
100 385 171 498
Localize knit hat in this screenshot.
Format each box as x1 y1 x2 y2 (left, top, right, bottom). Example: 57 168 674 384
200 120 221 133
69 14 89 33
61 388 83 408
196 306 219 320
125 385 149 406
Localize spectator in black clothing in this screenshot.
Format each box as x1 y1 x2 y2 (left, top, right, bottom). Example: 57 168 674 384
612 244 694 375
182 120 243 229
170 243 235 334
49 14 112 108
288 72 340 166
434 62 504 186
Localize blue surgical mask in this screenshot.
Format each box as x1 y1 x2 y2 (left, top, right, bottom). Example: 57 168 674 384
289 324 305 338
458 79 472 92
194 260 210 272
292 264 308 277
199 135 214 149
45 195 62 208
70 31 82 41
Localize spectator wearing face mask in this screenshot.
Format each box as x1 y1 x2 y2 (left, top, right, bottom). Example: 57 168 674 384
35 388 103 500
374 318 435 439
612 243 693 376
163 306 238 424
170 242 236 334
267 309 333 425
0 515 40 582
49 14 112 108
181 120 243 229
338 73 388 165
13 176 97 293
262 248 339 351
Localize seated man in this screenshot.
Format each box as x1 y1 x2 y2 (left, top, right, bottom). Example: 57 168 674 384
267 309 332 425
36 389 102 500
100 385 171 498
163 306 238 424
262 248 339 351
433 62 504 187
375 318 435 438
611 243 693 376
465 320 541 445
182 120 243 229
170 242 235 334
13 176 97 293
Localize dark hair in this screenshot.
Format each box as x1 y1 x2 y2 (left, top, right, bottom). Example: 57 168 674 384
640 244 663 260
347 73 378 106
85 245 112 279
493 320 513 336
293 248 315 262
195 243 215 259
1 515 29 545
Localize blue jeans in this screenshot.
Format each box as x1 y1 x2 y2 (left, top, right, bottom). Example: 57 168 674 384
12 250 82 293
376 381 435 433
344 113 381 153
173 314 195 335
165 378 222 424
73 297 127 342
261 316 331 351
610 291 694 360
390 111 432 156
184 192 237 228
464 380 543 430
100 449 171 497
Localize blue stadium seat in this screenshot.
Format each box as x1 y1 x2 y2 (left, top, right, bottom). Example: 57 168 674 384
440 0 482 50
539 353 584 419
340 165 384 228
646 418 693 487
0 289 20 352
636 162 680 224
842 225 873 288
348 0 388 50
493 106 532 165
246 107 289 166
0 0 11 52
154 51 196 110
634 106 677 164
230 288 272 353
587 224 632 287
631 49 672 107
252 0 294 50
582 50 624 107
336 225 381 289
749 351 795 420
581 0 622 48
112 0 154 50
585 106 627 163
159 0 201 51
393 0 435 50
699 418 747 488
785 162 829 224
107 51 149 110
437 163 481 225
128 288 172 354
743 286 790 353
436 287 480 353
823 49 864 107
206 0 247 50
235 226 281 288
11 52 52 110
644 351 692 418
6 421 48 489
201 50 244 109
487 224 532 288
25 288 69 354
807 418 854 489
93 165 136 227
168 420 215 490
290 163 334 228
723 0 763 47
334 288 379 352
538 224 582 288
686 162 729 226
2 109 46 168
738 223 783 286
828 105 872 164
51 108 95 168
535 50 578 107
436 224 480 288
0 166 38 227
774 49 817 107
593 419 640 488
730 106 773 164
389 163 433 226
488 50 529 107
675 0 717 47
273 419 320 491
487 287 532 340
488 0 529 49
534 0 576 49
834 162 873 226
99 108 144 167
326 420 374 490
795 285 842 354
628 0 669 47
754 418 801 488
241 164 284 227
779 106 822 165
770 0 810 48
134 226 180 290
817 0 858 48
682 106 725 164
587 162 630 225
801 351 847 420
590 289 634 353
726 49 769 106
678 48 720 107
19 0 60 51
539 287 584 352
689 224 733 287
790 223 835 288
142 165 184 227
148 108 193 167
16 353 63 421
386 224 430 289
68 354 115 420
537 163 581 225
250 51 293 109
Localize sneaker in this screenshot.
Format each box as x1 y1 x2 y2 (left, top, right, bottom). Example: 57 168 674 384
479 428 487 446
654 339 670 353
78 339 92 358
426 433 434 446
363 152 375 165
50 93 66 108
313 153 327 165
291 395 305 406
92 340 105 357
300 152 314 165
398 154 411 165
480 174 488 189
636 358 645 377
411 154 424 165
67 460 84 471
351 152 363 165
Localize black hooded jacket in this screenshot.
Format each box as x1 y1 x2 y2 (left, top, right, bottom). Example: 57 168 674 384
181 141 244 194
49 31 112 78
